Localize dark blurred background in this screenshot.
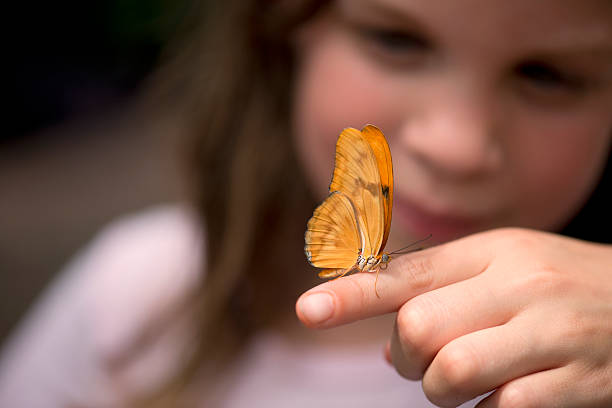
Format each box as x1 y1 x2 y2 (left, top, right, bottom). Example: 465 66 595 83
1 1 193 345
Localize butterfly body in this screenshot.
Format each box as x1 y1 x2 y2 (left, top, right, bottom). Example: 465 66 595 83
358 252 387 273
304 125 394 288
316 252 389 279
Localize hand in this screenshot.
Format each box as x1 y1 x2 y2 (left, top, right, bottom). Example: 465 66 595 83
296 228 612 407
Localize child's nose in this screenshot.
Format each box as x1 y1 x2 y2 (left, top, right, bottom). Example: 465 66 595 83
397 91 502 179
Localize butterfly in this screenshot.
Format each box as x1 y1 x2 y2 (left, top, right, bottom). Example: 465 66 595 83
305 125 421 297
304 125 430 296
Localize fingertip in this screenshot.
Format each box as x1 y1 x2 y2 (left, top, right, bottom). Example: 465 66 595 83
296 291 336 327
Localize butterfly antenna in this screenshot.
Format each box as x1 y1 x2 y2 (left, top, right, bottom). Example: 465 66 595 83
389 234 433 255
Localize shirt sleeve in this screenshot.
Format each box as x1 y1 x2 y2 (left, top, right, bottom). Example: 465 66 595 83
0 204 204 408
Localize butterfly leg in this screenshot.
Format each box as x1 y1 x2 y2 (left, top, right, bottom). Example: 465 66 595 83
363 264 383 299
374 268 381 299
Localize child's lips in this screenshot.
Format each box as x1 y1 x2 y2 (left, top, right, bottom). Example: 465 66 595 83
394 196 484 243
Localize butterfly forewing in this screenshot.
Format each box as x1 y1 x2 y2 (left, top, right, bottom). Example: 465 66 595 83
328 128 385 257
305 191 362 269
361 125 393 254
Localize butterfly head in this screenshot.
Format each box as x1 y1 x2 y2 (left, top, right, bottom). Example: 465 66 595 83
376 253 390 271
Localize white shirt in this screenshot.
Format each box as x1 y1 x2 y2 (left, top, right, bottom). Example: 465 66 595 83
0 205 480 407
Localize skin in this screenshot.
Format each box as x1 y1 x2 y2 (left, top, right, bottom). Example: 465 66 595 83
293 0 612 406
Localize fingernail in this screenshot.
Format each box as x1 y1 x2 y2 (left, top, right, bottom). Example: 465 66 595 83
299 292 335 325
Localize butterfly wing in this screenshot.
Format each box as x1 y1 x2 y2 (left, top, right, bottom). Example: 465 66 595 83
328 127 385 257
361 124 393 254
305 191 363 269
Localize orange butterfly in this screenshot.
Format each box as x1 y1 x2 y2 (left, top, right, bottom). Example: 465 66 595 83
305 125 430 296
304 125 395 297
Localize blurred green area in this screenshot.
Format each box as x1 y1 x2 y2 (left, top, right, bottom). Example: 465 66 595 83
110 0 190 46
6 0 192 142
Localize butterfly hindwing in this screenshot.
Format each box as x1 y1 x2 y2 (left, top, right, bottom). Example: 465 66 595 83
305 191 362 269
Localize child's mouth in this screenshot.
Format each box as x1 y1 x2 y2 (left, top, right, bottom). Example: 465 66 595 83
395 195 483 243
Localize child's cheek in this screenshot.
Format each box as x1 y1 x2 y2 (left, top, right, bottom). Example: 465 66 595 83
292 25 392 197
510 116 611 230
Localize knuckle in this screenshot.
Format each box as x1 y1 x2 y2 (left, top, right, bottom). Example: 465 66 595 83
510 264 570 298
487 227 543 256
491 227 535 246
344 276 371 309
396 301 435 352
427 343 481 400
551 309 597 351
394 255 436 292
497 383 537 408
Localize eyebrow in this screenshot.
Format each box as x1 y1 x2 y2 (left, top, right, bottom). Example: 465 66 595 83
526 41 612 67
338 0 426 27
340 0 612 65
542 28 612 54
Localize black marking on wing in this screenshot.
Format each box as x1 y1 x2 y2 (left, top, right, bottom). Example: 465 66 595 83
382 185 390 199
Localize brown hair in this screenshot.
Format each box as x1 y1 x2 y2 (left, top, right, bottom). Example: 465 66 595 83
143 0 330 405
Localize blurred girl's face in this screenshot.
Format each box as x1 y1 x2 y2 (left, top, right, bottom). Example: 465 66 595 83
293 0 612 245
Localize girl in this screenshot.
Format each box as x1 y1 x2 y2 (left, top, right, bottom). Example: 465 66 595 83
1 0 611 407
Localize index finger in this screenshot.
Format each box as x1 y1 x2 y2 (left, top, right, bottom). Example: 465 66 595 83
296 230 495 328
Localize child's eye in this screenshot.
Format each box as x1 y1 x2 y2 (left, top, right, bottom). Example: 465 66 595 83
355 26 431 67
515 61 587 101
363 28 430 53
